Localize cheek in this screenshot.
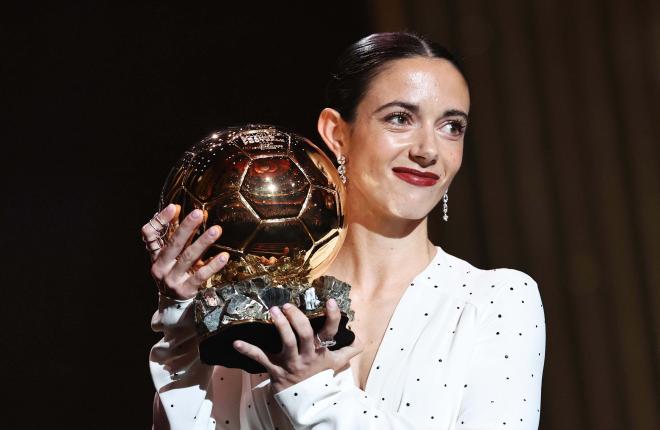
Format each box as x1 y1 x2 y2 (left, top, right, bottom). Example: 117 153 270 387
356 154 387 190
451 149 463 171
350 136 396 174
440 145 464 178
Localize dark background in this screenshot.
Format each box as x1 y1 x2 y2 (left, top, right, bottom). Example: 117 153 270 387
4 1 659 429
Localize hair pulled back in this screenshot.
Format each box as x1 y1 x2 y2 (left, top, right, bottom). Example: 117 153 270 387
326 32 466 122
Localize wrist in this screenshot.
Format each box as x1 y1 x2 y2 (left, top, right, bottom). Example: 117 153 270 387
271 368 330 395
160 286 197 301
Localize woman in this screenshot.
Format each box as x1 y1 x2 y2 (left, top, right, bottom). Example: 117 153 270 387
142 32 545 429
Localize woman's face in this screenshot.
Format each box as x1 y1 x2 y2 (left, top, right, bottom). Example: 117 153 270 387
343 56 470 221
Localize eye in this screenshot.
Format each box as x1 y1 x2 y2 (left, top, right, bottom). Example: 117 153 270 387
384 111 413 126
440 120 468 137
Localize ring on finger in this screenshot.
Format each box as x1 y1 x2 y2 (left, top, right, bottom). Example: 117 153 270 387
148 213 169 238
142 235 163 245
144 236 164 252
315 333 337 349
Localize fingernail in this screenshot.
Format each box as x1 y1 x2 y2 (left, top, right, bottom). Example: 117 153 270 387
218 252 228 262
327 299 337 309
191 210 202 219
208 227 218 237
234 340 243 349
270 306 281 318
282 303 292 310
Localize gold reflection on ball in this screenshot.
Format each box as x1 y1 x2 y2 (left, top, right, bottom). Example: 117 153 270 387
160 124 346 279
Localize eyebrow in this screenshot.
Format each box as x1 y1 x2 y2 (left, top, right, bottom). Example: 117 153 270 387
373 101 419 114
373 100 469 121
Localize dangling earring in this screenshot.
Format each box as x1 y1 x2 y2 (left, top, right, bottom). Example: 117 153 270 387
442 191 449 221
337 155 347 184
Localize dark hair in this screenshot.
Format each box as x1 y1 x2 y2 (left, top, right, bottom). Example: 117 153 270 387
326 32 466 122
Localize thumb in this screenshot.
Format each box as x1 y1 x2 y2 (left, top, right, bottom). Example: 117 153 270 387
331 336 364 366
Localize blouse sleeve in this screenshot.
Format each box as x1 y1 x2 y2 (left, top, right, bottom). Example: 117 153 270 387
458 270 546 429
273 370 439 429
149 294 240 430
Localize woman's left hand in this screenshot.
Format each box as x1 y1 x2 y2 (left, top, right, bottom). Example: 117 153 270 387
233 299 363 393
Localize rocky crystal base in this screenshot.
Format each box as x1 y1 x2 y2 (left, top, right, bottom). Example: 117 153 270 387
195 275 354 336
193 254 355 372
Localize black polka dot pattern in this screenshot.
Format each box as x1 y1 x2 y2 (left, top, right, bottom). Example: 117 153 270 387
149 247 545 429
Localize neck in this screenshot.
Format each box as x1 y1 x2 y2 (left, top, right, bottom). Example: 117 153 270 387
326 207 437 299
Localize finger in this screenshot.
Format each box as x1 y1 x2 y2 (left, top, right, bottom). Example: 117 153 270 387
167 204 182 239
156 209 204 268
170 225 222 278
317 299 341 342
270 305 299 357
141 204 176 240
233 340 279 374
144 237 164 262
182 252 229 291
141 204 177 261
282 303 315 356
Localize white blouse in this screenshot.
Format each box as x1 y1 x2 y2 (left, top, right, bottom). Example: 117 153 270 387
150 246 546 429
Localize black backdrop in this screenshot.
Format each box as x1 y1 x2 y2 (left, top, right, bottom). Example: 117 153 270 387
5 2 369 427
8 2 659 430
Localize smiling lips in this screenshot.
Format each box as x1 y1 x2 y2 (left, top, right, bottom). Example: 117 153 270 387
392 167 440 187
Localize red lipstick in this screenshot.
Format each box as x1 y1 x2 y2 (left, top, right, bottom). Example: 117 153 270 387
391 167 440 187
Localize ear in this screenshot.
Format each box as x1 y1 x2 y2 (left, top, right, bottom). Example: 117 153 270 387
317 108 347 160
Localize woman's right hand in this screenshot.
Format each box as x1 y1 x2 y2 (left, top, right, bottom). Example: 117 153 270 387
141 204 230 300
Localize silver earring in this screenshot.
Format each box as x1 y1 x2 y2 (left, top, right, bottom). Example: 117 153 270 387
442 191 449 221
337 155 347 184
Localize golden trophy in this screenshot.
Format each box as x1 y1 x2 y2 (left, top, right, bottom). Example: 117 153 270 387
160 124 354 373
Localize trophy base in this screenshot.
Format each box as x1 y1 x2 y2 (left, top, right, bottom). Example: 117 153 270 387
199 312 355 374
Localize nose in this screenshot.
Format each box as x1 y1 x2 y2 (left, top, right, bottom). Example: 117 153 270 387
409 126 438 167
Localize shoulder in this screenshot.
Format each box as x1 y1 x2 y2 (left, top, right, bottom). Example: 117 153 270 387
437 247 544 322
